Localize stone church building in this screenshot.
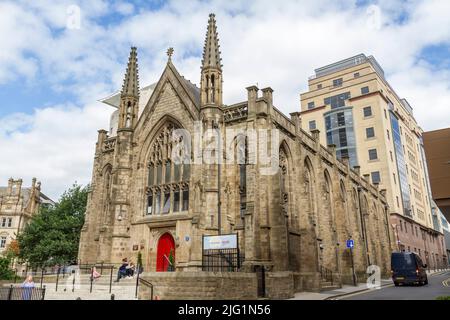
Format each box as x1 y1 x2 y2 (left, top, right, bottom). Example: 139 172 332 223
79 14 394 299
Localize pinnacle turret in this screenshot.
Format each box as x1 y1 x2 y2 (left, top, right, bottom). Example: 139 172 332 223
121 47 139 98
201 13 222 71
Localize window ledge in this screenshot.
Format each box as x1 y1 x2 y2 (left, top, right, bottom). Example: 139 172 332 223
134 213 191 225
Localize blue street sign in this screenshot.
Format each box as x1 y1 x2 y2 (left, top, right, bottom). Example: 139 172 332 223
346 239 354 249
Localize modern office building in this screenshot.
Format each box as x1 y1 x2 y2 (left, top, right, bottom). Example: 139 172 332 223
299 54 448 268
423 128 450 221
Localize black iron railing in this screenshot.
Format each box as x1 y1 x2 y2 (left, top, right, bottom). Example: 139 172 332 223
0 285 46 300
320 266 333 285
202 249 244 272
138 278 154 300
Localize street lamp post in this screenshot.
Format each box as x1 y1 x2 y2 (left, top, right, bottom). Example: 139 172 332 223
348 237 357 286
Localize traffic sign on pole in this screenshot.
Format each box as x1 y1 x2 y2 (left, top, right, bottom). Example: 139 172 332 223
346 239 354 249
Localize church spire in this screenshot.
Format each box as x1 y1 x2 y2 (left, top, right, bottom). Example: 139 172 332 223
200 13 223 107
121 46 139 98
118 47 140 130
202 13 222 71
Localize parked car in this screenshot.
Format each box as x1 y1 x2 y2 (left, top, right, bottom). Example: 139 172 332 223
391 252 428 286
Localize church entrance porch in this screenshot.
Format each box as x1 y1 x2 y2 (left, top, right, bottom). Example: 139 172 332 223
156 233 176 272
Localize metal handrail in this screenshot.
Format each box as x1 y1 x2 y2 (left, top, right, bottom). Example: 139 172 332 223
138 277 154 300
320 266 333 285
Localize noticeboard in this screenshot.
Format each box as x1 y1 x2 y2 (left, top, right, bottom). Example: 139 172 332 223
203 234 238 250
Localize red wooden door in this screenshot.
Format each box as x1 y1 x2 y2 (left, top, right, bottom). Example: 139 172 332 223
156 233 175 271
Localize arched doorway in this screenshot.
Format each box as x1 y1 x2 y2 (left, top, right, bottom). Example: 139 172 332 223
156 233 175 272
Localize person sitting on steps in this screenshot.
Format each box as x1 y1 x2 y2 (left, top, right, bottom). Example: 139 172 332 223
114 258 128 282
125 262 135 278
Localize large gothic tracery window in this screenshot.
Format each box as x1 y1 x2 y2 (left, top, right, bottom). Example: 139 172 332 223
146 122 190 216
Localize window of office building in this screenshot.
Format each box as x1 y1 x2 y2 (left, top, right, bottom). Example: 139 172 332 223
361 86 370 95
7 218 12 228
324 107 358 167
390 111 412 217
363 106 372 117
307 101 315 110
366 127 375 138
371 171 381 184
333 78 343 87
317 84 322 89
354 72 360 78
368 148 378 160
324 92 350 109
309 120 316 130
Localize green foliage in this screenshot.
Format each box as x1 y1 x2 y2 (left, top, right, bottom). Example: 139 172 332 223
436 296 450 300
137 251 143 268
0 256 15 280
17 183 89 268
168 249 175 265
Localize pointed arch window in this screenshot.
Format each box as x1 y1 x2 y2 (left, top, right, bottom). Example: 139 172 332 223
146 122 190 215
237 134 248 219
211 74 215 103
279 147 289 220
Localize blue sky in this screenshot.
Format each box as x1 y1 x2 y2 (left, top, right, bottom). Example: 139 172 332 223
0 0 449 199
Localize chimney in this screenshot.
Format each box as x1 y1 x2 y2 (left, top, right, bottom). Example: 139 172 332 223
7 178 13 195
246 85 258 117
327 144 336 157
341 155 350 168
96 129 108 154
310 129 320 141
261 87 273 109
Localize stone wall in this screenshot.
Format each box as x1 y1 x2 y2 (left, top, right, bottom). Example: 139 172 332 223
138 272 257 300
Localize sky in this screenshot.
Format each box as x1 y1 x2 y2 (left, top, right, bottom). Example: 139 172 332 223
0 0 449 200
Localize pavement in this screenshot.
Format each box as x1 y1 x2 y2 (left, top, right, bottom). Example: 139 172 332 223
290 269 450 300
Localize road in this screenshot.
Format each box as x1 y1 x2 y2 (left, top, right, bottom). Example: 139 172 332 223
342 271 450 300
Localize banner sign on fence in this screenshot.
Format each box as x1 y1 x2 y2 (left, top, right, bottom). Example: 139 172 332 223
203 234 237 250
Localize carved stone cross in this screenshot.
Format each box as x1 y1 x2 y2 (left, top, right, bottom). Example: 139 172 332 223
167 47 174 60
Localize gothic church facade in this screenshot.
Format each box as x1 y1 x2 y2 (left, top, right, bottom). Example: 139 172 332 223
79 14 393 298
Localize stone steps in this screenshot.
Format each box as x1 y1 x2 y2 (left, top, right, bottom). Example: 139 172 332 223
320 280 341 291
42 283 138 300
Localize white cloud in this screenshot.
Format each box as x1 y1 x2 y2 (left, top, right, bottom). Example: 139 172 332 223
0 0 450 199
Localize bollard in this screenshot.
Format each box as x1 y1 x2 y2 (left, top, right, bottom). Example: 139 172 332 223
72 269 76 292
111 294 115 300
56 267 60 292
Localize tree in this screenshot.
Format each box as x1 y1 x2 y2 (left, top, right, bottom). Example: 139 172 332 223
17 183 89 268
0 256 15 280
4 240 20 260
